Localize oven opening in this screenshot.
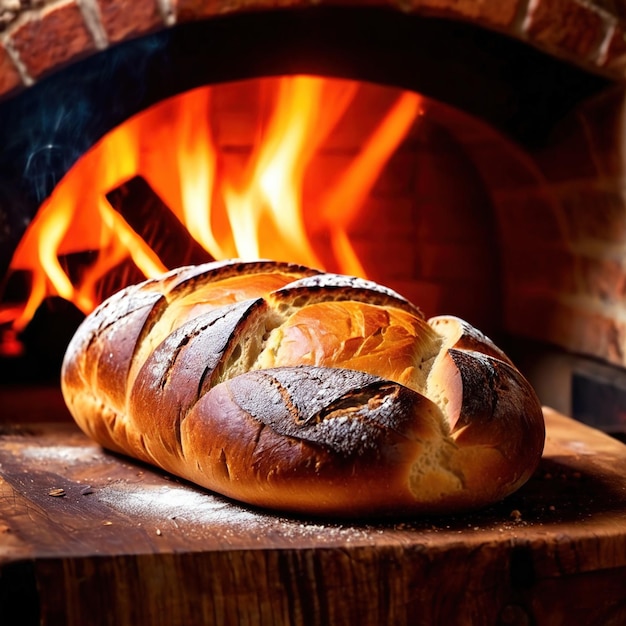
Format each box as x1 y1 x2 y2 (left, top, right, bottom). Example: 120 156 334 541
0 7 623 436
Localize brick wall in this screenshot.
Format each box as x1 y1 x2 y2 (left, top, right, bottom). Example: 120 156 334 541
1 0 626 100
445 85 626 370
510 88 626 369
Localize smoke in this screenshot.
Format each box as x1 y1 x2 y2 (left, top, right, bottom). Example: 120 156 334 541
0 30 171 208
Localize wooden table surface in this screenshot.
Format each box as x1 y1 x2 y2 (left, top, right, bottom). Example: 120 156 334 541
0 396 625 626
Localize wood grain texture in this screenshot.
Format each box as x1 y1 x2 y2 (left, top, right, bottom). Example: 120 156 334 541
0 405 625 625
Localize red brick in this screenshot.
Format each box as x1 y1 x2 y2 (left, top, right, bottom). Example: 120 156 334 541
503 289 548 340
504 287 626 367
371 150 416 195
537 89 626 180
598 22 626 76
95 0 163 43
503 291 575 350
420 242 494 281
524 0 605 60
579 97 626 179
412 124 495 243
587 0 626 21
559 188 626 245
466 141 544 191
503 243 577 293
404 0 521 28
416 188 492 245
551 300 625 364
495 191 566 244
170 0 210 21
576 254 626 302
349 233 420 278
533 116 601 182
0 43 24 98
174 0 386 22
345 196 416 237
9 1 97 80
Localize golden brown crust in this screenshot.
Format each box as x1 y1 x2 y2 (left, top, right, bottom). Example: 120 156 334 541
180 367 450 516
61 260 545 518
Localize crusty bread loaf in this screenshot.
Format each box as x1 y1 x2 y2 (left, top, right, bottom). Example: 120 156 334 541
61 259 545 517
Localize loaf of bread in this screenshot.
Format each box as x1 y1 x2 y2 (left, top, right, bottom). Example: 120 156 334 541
61 260 545 517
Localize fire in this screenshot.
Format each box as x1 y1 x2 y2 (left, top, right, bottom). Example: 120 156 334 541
0 75 422 335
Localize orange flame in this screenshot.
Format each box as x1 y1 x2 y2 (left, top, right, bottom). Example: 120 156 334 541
1 75 421 333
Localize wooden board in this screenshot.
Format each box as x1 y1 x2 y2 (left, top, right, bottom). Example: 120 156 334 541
0 404 626 626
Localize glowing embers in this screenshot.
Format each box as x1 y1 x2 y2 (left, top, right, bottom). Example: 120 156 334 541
0 75 422 335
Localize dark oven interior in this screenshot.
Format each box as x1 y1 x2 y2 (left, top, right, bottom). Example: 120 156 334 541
1 1 626 435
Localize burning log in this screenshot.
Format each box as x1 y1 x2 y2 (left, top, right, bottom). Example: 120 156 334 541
106 176 213 271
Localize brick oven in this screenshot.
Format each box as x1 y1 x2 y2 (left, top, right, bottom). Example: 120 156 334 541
1 3 626 625
2 0 626 433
